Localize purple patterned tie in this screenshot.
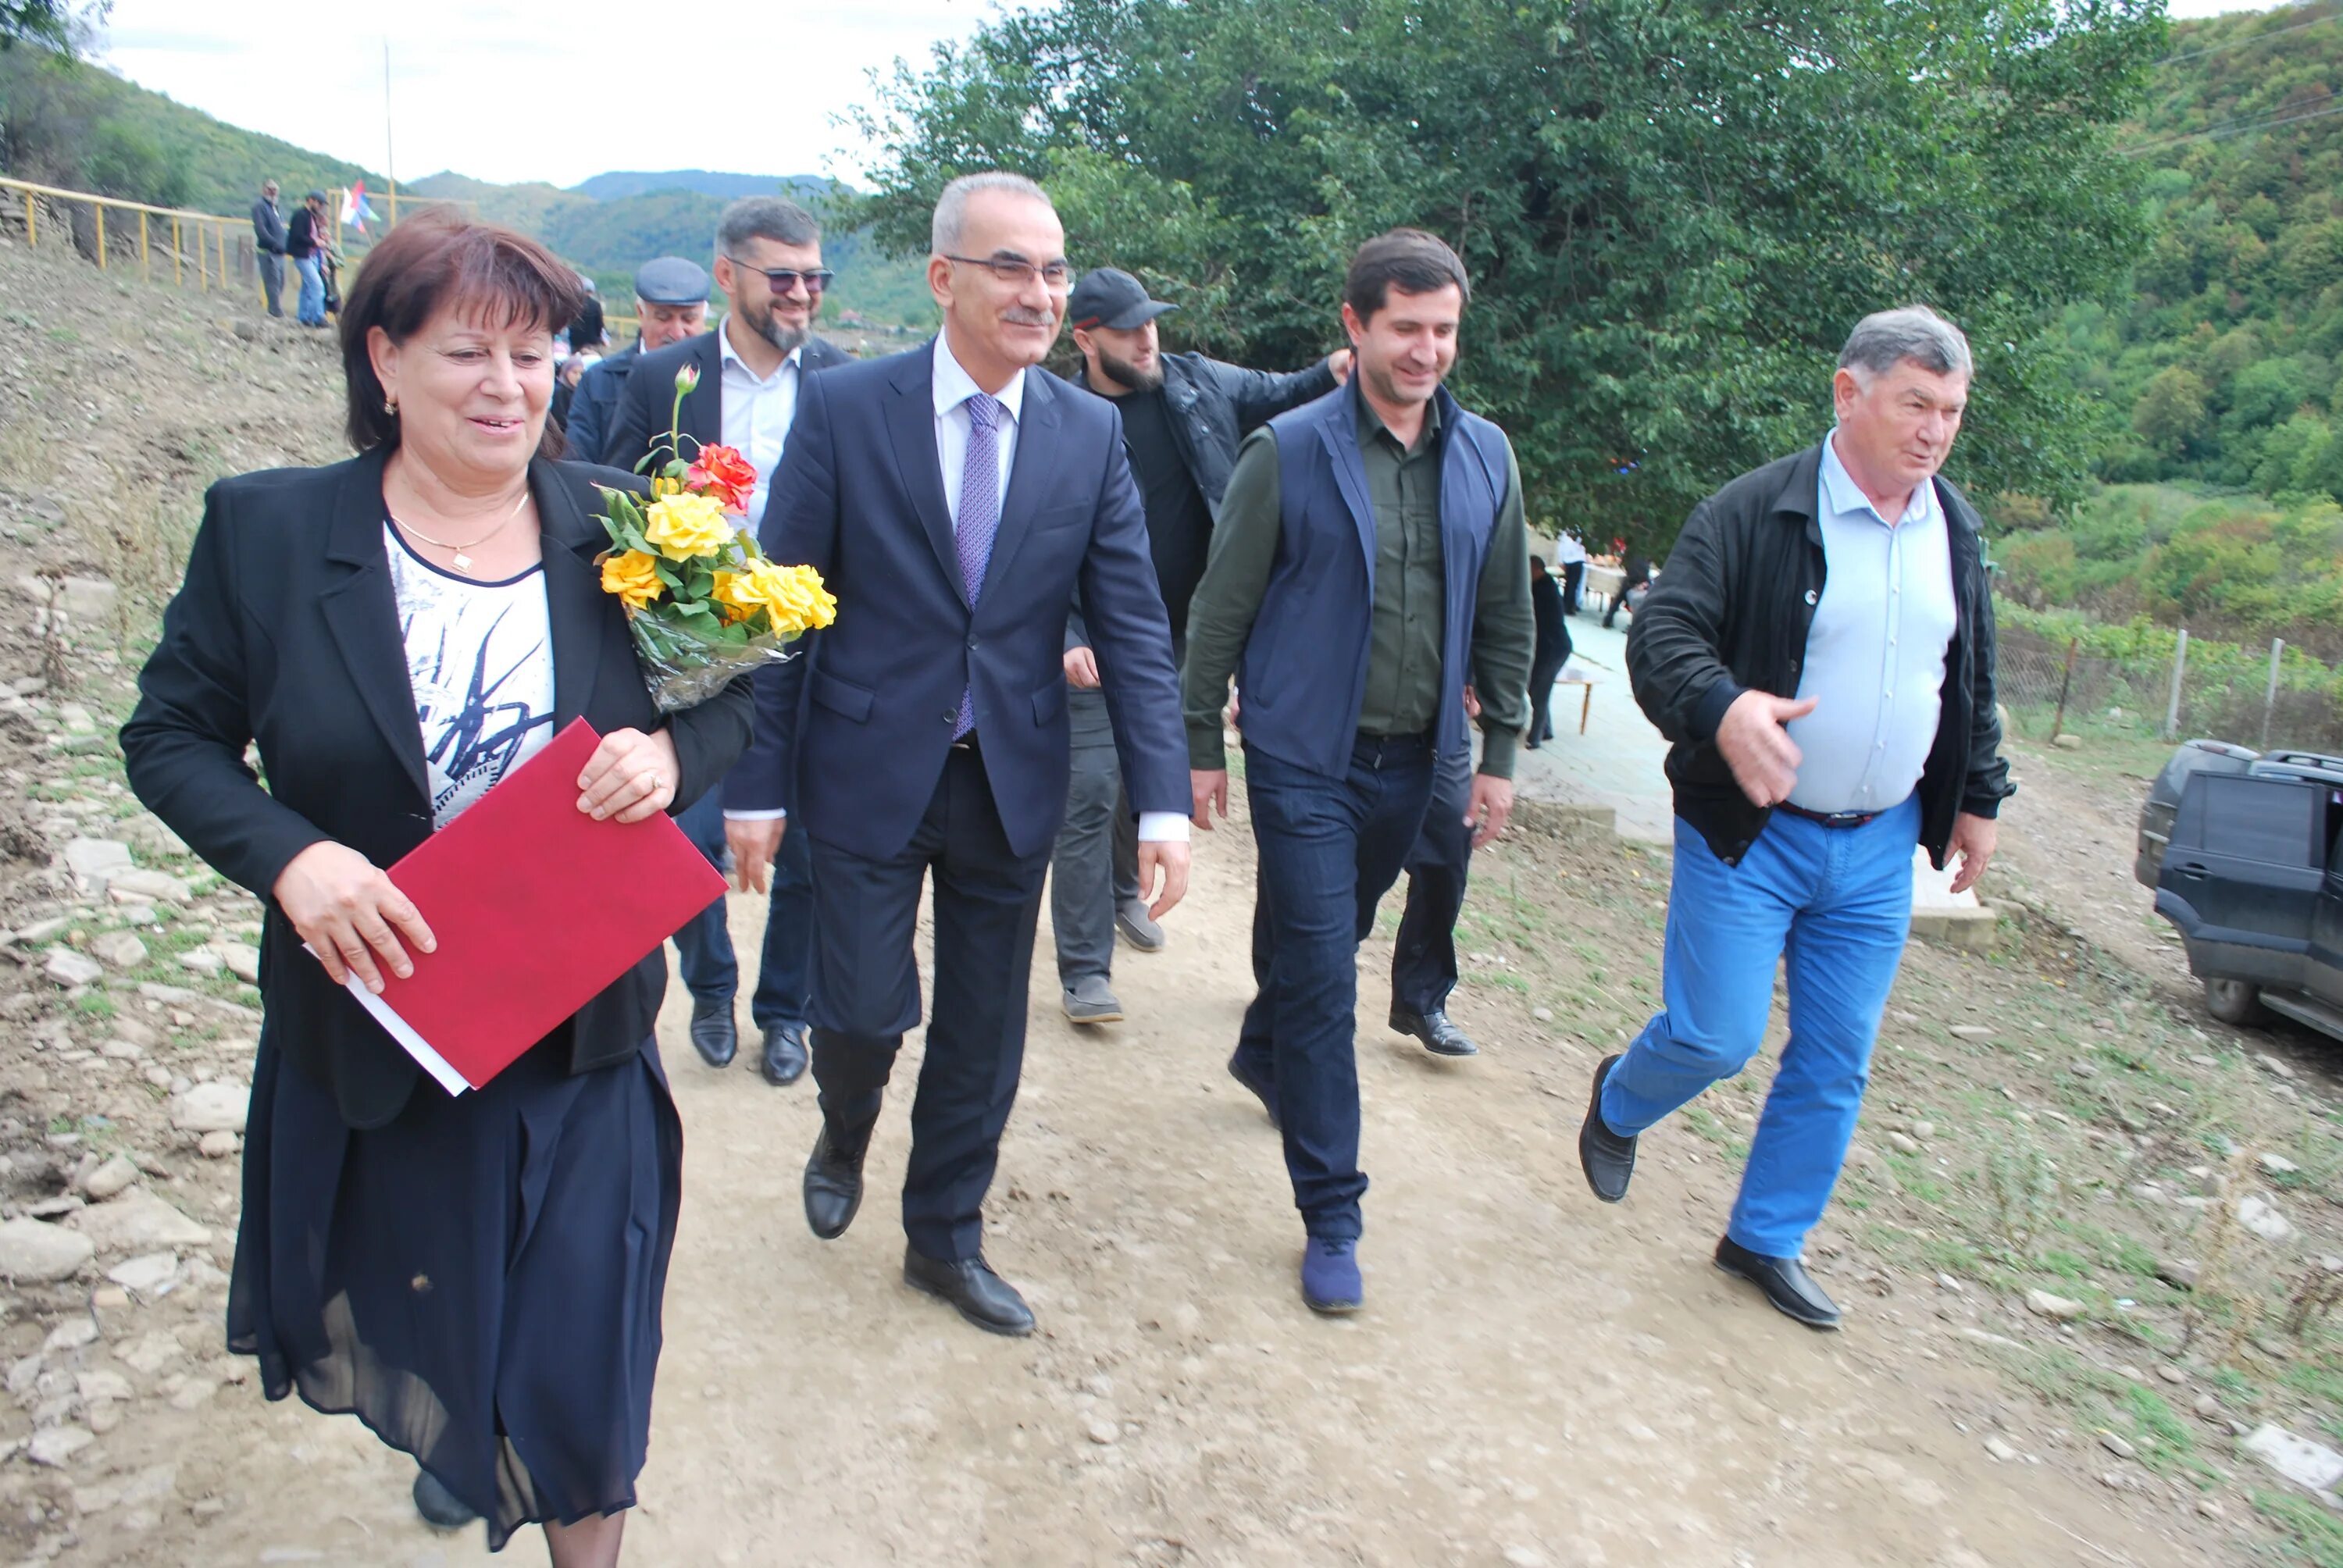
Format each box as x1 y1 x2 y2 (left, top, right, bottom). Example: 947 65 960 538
953 391 1006 738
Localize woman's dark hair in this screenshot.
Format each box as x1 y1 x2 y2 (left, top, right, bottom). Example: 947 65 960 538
338 212 588 456
1343 228 1471 323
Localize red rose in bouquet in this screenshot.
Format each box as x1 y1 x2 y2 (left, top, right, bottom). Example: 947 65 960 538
684 444 758 516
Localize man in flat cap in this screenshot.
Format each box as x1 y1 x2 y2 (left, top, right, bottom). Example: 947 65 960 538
566 256 711 465
1047 268 1350 1027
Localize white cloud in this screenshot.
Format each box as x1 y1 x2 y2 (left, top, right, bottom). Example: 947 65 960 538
95 0 996 188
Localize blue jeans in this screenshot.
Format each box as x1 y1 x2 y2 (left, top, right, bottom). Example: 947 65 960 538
1601 794 1919 1259
670 789 814 1029
294 254 325 325
1234 735 1437 1241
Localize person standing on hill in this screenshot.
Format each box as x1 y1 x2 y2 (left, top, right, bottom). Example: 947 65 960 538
285 191 330 328
602 198 853 1088
1583 305 2013 1330
250 180 287 319
1185 229 1533 1314
565 258 709 466
1050 266 1349 1025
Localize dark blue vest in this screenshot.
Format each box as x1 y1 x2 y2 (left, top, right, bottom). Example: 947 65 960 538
1239 380 1510 779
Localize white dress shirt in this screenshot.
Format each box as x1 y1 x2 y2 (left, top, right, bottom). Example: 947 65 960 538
930 333 1187 846
1783 431 1959 815
719 323 803 535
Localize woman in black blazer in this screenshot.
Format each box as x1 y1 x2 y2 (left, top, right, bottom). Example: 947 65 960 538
120 215 751 1564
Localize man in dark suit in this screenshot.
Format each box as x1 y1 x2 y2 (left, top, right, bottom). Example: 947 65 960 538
602 199 853 1087
724 172 1189 1336
565 257 709 466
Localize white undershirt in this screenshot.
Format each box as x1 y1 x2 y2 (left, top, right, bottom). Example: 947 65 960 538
719 321 803 536
385 523 555 829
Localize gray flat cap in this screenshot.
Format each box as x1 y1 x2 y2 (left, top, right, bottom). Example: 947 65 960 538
633 257 711 306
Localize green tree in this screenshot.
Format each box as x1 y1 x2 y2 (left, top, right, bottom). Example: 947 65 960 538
2132 366 2209 458
1 2 99 54
855 0 2164 547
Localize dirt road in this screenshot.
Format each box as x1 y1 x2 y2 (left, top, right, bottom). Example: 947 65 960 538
71 804 2210 1568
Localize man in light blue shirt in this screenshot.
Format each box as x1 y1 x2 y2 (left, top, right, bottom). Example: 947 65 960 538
1585 305 2012 1331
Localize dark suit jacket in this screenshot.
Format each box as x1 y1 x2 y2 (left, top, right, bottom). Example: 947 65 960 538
119 447 755 1128
722 340 1186 861
599 328 855 473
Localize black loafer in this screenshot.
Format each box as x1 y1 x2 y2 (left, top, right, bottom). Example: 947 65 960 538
1578 1053 1637 1203
803 1121 871 1240
903 1247 1035 1337
412 1470 478 1531
1389 1004 1478 1058
760 1021 809 1086
688 995 738 1069
1227 1050 1280 1128
1714 1235 1842 1330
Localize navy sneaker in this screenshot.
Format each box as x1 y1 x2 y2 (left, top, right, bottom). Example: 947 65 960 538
1300 1238 1363 1314
1227 1050 1280 1128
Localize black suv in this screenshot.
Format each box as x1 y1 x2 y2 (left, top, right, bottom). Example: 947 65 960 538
2139 743 2343 1039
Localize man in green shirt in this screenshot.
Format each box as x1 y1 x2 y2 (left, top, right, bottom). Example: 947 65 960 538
1183 229 1534 1314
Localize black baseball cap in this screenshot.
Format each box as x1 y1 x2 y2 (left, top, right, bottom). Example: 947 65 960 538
633 257 710 306
1067 268 1176 332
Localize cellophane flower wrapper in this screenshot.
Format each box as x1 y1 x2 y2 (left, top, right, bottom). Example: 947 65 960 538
627 614 802 714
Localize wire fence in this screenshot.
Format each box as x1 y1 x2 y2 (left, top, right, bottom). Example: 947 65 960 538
1997 618 2343 754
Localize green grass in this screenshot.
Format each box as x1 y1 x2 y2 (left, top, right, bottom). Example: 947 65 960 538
2254 1488 2343 1567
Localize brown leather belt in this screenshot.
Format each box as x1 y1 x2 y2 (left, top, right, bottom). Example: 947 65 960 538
1774 801 1880 830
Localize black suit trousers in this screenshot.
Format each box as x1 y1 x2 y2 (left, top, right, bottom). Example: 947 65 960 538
805 745 1048 1262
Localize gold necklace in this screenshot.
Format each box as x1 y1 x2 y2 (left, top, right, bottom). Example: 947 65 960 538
389 489 531 576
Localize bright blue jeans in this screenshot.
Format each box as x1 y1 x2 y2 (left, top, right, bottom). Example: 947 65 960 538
1234 734 1437 1241
1600 793 1919 1259
294 255 325 325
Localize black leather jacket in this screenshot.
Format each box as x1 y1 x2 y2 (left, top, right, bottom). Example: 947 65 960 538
1625 442 2013 869
1074 349 1336 520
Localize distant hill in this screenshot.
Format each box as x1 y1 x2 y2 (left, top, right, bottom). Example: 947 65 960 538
569 170 838 202
0 49 931 326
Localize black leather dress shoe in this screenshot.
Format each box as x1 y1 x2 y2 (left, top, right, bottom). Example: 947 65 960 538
1714 1235 1842 1329
902 1247 1035 1337
802 1121 871 1240
1389 1004 1479 1057
1578 1053 1638 1203
760 1021 809 1086
412 1470 478 1530
688 995 737 1069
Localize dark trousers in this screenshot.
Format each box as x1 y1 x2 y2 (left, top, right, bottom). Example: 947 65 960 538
1560 559 1585 614
1049 692 1140 985
805 746 1048 1262
671 788 814 1030
1527 644 1571 744
1392 745 1476 1017
258 251 284 317
1234 734 1436 1241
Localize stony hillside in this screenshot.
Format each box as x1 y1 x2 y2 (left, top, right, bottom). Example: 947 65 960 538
0 229 341 1554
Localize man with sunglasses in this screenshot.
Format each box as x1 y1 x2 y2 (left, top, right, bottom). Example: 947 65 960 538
604 196 854 1089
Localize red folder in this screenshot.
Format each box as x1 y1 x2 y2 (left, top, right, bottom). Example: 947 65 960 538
343 718 727 1095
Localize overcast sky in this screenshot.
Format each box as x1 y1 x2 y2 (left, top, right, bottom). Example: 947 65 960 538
95 0 2283 193
95 0 994 189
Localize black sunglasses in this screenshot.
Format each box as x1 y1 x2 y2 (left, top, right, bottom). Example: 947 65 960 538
723 256 834 295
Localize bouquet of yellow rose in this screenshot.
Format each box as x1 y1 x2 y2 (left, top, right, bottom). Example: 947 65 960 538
594 363 836 711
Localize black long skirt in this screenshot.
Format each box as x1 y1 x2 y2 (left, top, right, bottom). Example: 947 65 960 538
228 1035 683 1552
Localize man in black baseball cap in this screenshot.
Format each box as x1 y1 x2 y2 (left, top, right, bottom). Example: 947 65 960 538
565 256 711 462
1048 265 1352 1026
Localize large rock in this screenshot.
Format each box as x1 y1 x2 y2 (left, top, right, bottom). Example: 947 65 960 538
0 1219 95 1282
2245 1424 2343 1494
62 839 135 891
79 1156 137 1201
68 1190 210 1253
108 869 191 904
2239 1195 2296 1244
217 943 261 984
87 932 146 971
169 1081 248 1134
41 946 103 988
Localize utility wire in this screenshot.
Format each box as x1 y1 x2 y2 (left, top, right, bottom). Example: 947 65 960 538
2123 95 2343 156
2156 9 2340 67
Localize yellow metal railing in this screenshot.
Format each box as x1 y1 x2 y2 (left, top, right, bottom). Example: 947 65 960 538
0 175 265 304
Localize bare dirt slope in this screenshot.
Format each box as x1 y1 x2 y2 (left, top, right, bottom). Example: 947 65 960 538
5 237 2341 1566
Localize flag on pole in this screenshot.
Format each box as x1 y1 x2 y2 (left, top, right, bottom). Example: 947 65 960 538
341 182 379 233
